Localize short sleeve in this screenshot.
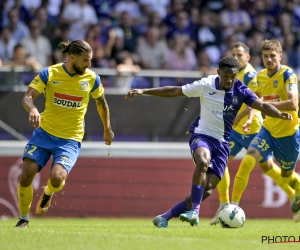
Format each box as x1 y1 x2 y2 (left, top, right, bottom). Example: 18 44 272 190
29 68 49 93
90 74 104 99
182 80 204 97
242 86 258 107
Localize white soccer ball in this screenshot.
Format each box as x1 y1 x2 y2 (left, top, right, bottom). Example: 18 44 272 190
218 204 246 228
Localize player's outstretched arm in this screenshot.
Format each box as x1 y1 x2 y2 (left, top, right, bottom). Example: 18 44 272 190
95 94 114 145
251 99 292 121
22 87 41 128
124 86 184 99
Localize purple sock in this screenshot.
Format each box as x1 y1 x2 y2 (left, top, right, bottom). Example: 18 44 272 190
161 200 189 220
191 184 204 214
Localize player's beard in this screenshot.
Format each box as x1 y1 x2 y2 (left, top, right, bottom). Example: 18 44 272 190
73 63 86 75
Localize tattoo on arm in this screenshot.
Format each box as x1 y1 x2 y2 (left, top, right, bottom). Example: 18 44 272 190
95 95 108 110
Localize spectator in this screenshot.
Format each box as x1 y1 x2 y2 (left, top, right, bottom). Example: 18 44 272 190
219 0 252 40
89 0 117 24
104 27 127 63
22 0 42 18
21 19 52 67
51 23 70 64
91 45 110 68
249 52 263 72
2 0 32 26
195 9 222 64
250 12 274 40
118 11 141 53
137 26 169 69
162 0 184 28
85 24 105 50
139 0 170 19
113 0 141 20
6 8 30 43
196 50 218 75
35 7 56 41
0 26 17 62
246 30 264 54
60 0 98 40
166 10 196 48
112 51 141 91
168 35 197 71
283 33 300 69
0 44 41 90
44 0 63 24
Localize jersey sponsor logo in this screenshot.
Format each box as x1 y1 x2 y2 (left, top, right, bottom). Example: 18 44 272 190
212 103 235 115
263 94 281 102
273 80 278 88
209 92 217 95
53 92 83 108
31 78 38 85
53 80 63 84
280 159 295 170
81 81 89 91
251 137 260 145
232 96 238 105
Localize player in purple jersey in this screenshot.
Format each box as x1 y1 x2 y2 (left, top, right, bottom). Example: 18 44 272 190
125 57 292 228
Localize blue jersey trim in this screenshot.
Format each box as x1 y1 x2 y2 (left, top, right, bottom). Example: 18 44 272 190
39 68 49 85
244 71 257 86
62 63 77 77
91 73 101 92
283 68 295 84
215 77 220 90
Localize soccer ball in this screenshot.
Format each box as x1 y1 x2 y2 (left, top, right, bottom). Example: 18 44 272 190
218 204 246 228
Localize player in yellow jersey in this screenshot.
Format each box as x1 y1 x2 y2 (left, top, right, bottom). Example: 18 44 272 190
15 40 114 227
231 40 300 222
209 42 264 224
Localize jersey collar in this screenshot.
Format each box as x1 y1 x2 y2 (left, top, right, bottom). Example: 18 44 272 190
267 65 282 78
62 62 77 77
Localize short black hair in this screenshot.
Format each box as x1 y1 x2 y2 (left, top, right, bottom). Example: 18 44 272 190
218 56 239 70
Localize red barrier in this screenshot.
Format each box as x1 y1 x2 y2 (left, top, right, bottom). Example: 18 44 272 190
0 157 295 219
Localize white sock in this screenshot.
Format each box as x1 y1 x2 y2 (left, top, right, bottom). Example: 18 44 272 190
20 215 29 221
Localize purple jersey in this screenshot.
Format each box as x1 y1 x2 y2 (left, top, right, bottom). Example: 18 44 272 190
183 75 257 142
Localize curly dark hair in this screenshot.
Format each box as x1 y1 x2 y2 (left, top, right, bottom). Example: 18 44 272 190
218 56 239 70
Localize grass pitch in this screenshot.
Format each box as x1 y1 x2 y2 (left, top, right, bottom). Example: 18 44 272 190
1 218 300 250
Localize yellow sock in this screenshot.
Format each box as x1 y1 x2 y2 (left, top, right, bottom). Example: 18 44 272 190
232 155 256 203
265 165 295 201
44 179 65 195
18 183 33 217
217 166 230 204
282 172 300 197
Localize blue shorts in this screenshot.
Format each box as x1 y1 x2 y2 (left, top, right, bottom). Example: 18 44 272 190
229 129 257 157
189 133 230 179
249 126 300 170
23 127 81 173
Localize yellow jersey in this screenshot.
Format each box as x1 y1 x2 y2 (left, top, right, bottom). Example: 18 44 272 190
233 63 263 134
29 63 104 142
257 65 299 138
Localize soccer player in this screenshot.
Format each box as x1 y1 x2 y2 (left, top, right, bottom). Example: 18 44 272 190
125 56 292 228
210 42 295 225
15 40 114 227
231 39 300 222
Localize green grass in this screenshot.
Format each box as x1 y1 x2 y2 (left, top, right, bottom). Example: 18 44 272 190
1 218 300 250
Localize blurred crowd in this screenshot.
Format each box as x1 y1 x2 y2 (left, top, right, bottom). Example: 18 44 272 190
1 0 300 88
